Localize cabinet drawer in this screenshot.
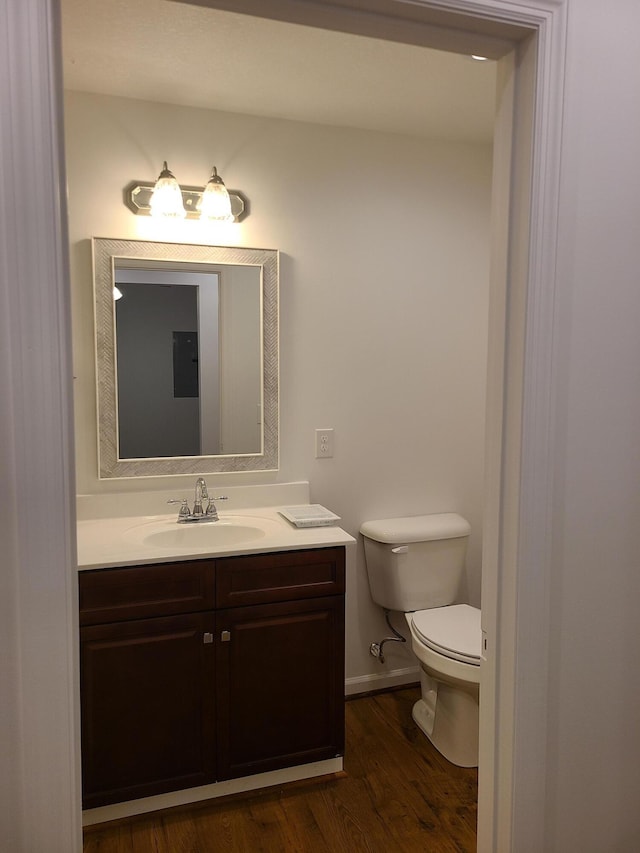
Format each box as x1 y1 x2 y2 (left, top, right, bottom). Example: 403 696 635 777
79 560 215 625
216 547 345 608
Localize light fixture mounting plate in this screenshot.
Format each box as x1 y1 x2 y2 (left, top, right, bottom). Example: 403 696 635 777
124 181 249 222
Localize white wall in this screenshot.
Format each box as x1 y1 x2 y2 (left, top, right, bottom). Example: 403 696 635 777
219 264 262 454
65 91 492 687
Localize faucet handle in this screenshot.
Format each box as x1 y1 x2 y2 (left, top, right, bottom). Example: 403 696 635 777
167 498 191 518
205 495 228 516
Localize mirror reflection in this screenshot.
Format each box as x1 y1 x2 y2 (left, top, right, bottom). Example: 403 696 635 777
114 261 261 459
93 238 278 478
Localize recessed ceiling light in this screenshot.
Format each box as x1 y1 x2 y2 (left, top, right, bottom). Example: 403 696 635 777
471 55 489 61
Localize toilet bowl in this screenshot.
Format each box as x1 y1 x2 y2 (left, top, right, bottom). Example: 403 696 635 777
360 513 481 768
406 604 480 767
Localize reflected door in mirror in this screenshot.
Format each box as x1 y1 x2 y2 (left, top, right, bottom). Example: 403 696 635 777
114 263 261 460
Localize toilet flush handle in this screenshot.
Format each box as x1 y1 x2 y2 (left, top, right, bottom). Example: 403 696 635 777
391 545 409 554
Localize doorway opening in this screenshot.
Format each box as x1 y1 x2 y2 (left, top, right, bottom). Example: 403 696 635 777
55 2 564 848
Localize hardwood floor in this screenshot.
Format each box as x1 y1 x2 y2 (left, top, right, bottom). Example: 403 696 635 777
83 687 477 853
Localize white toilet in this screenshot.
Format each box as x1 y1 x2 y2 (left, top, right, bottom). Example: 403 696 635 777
360 513 481 767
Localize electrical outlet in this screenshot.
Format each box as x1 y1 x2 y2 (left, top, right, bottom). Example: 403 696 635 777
315 428 334 458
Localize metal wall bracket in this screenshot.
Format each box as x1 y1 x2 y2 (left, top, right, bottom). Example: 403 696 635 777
124 181 249 222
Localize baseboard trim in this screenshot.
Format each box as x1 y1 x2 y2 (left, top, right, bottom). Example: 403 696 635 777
82 758 343 826
345 666 420 696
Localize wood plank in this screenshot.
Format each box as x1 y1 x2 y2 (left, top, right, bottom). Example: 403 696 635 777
83 687 477 852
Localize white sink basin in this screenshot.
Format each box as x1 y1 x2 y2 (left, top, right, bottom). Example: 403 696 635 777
142 521 268 549
122 514 285 552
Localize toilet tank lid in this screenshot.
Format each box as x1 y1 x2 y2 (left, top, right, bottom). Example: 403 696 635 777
360 513 470 544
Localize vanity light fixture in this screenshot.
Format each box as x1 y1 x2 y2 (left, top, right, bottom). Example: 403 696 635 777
149 161 186 219
124 163 249 222
198 166 233 222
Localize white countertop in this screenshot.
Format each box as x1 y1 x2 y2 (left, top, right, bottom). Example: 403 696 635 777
77 505 355 571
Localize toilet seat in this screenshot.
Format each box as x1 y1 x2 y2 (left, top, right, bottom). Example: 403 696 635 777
411 604 481 666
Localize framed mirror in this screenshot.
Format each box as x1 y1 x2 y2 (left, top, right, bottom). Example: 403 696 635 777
92 238 278 478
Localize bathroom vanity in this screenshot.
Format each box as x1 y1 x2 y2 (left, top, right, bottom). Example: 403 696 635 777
76 498 354 823
79 238 352 821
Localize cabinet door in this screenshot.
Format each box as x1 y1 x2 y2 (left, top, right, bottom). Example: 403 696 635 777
216 596 345 780
81 611 215 808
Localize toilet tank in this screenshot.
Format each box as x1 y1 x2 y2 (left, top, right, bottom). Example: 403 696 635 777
360 513 471 612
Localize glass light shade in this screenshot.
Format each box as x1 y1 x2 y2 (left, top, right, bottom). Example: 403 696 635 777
199 167 233 221
149 162 186 219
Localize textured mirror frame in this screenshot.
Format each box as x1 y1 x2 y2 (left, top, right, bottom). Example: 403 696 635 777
92 237 279 478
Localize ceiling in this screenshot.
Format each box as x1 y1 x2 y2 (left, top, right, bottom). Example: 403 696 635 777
61 0 496 144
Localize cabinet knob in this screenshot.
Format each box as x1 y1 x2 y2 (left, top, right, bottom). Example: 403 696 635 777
203 632 214 644
221 630 231 642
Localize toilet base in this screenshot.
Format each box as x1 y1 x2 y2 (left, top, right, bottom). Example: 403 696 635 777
412 671 479 768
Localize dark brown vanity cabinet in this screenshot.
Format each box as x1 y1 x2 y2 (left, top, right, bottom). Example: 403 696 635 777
79 547 345 809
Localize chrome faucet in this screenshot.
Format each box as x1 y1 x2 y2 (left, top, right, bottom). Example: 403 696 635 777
167 477 228 523
193 477 208 517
